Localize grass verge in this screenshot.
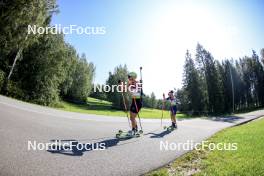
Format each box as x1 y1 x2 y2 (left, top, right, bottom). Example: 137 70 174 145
57 97 189 119
147 117 264 175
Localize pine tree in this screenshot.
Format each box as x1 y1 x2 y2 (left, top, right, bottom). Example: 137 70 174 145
251 50 264 107
183 50 205 114
195 44 224 114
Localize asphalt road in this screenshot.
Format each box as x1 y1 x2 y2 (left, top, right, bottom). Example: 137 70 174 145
0 95 263 176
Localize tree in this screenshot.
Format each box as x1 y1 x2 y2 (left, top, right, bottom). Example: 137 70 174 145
175 89 188 112
0 0 96 106
195 43 209 110
59 44 78 97
251 50 264 107
261 48 264 64
218 60 235 113
142 94 151 108
67 54 95 102
150 92 157 109
15 33 69 105
106 65 129 109
156 99 163 109
182 50 205 114
179 44 264 115
195 44 224 114
90 84 108 101
0 0 58 92
239 54 262 109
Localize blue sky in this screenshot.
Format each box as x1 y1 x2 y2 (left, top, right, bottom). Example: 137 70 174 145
51 0 264 98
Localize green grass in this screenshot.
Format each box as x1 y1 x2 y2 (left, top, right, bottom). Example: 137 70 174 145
57 97 188 119
147 117 264 176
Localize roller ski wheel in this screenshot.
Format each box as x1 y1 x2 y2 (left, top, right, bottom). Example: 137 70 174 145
126 132 132 137
139 130 143 134
164 126 176 131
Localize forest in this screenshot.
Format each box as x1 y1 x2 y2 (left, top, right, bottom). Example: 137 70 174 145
1 0 263 115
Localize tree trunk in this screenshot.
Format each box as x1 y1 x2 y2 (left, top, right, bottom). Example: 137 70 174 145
2 47 23 94
2 33 28 94
7 47 23 80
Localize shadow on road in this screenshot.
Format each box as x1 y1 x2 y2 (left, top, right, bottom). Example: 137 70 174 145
147 130 174 138
47 138 120 156
47 135 140 156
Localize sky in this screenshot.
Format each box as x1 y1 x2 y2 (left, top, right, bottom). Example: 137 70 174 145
51 0 264 98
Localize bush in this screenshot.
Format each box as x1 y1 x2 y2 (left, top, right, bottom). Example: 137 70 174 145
0 70 5 91
6 81 25 99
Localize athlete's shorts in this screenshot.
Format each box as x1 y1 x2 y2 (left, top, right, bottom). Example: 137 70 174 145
170 105 177 115
130 98 142 114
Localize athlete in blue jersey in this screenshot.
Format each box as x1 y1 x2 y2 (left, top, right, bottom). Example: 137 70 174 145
163 90 177 128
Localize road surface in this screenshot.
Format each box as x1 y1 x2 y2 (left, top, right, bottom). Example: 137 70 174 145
0 95 263 176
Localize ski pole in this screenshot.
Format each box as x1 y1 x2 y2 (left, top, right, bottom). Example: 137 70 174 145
133 97 143 131
139 67 143 98
137 66 143 131
118 80 131 128
161 93 165 127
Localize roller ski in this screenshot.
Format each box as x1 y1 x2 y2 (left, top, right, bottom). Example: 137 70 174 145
163 122 177 131
116 128 143 139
